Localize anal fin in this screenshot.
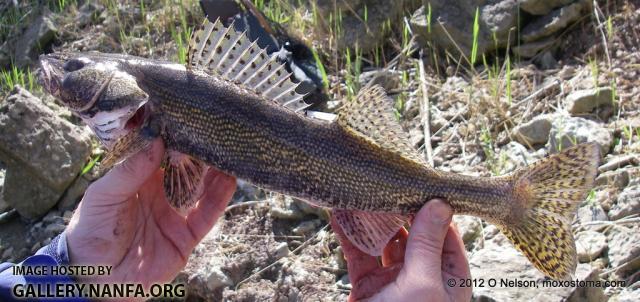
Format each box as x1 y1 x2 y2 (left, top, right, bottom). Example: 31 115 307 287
163 151 210 211
332 209 407 256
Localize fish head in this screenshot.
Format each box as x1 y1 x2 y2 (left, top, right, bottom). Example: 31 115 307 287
39 52 149 149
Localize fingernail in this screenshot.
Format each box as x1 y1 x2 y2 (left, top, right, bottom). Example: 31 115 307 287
428 200 452 225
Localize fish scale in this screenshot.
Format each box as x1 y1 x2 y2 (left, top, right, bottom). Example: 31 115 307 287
38 18 600 280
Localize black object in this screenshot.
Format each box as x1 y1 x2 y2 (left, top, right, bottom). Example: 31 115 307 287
199 0 326 104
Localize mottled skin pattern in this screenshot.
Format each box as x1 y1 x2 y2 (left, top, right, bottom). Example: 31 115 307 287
39 52 600 280
131 62 512 218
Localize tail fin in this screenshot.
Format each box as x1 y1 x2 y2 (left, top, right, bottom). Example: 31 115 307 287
500 142 600 280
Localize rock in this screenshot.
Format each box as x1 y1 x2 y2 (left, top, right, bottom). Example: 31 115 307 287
595 168 630 189
499 141 537 173
42 211 61 224
598 155 639 173
292 219 323 235
608 185 640 220
270 196 305 220
0 87 92 219
273 242 290 259
314 0 420 53
470 240 579 301
566 87 615 115
575 231 607 262
411 0 519 63
606 225 640 270
358 69 399 92
2 247 13 260
576 204 608 224
613 288 640 302
30 242 42 253
14 12 57 67
57 176 89 211
519 0 576 15
206 267 233 291
534 50 558 69
453 215 482 246
547 116 612 156
565 264 606 302
336 274 351 290
44 222 66 237
295 199 330 221
76 2 105 27
512 37 556 58
522 1 586 43
2 167 62 219
512 114 555 145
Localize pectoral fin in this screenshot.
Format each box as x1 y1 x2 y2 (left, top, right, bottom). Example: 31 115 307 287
332 209 407 256
100 128 154 172
163 151 209 211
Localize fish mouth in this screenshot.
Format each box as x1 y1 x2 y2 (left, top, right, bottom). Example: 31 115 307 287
38 53 68 97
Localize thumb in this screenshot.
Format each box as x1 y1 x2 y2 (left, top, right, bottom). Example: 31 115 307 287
403 199 453 278
87 138 165 201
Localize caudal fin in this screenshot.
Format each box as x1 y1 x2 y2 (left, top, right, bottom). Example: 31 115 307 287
500 142 600 280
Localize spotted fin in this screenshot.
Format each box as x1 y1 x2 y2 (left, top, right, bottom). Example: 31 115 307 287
163 151 210 211
337 85 427 165
332 209 407 256
188 18 309 112
100 128 153 172
499 142 600 279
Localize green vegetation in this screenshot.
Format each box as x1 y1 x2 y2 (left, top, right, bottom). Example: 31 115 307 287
1 66 40 94
470 7 480 66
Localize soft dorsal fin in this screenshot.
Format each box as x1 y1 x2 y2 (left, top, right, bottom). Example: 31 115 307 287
188 18 309 112
332 209 407 256
337 85 427 165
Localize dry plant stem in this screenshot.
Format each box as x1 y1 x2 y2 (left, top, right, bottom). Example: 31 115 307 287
592 0 612 67
418 56 435 166
234 224 330 290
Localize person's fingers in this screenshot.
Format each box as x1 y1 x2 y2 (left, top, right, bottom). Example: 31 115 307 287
87 138 165 202
442 225 471 279
382 227 408 266
330 215 379 285
186 168 237 241
403 199 453 279
349 263 403 301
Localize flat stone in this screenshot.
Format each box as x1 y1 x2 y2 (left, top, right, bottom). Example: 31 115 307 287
566 87 615 115
547 116 612 156
575 231 607 262
522 1 586 42
606 225 640 269
206 267 232 291
14 13 57 67
411 0 519 63
608 185 640 220
57 176 89 211
576 204 608 225
512 114 556 145
519 0 576 15
0 87 92 218
512 37 556 58
595 169 629 189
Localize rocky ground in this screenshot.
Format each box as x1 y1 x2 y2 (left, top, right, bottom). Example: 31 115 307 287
0 0 639 301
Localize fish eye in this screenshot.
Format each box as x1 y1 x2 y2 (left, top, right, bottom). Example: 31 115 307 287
64 58 87 72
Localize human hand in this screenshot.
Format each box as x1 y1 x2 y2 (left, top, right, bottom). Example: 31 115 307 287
65 139 236 287
332 199 472 302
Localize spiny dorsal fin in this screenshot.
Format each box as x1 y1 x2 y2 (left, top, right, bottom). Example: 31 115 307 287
337 85 427 165
332 209 407 256
188 18 309 113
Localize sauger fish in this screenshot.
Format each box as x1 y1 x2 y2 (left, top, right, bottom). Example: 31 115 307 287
38 18 599 280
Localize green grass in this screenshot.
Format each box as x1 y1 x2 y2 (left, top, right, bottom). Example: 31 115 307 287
344 47 363 101
80 155 101 176
1 66 40 94
311 48 329 90
470 7 480 66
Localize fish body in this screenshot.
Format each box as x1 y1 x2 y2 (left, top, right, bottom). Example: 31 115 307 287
39 19 599 280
